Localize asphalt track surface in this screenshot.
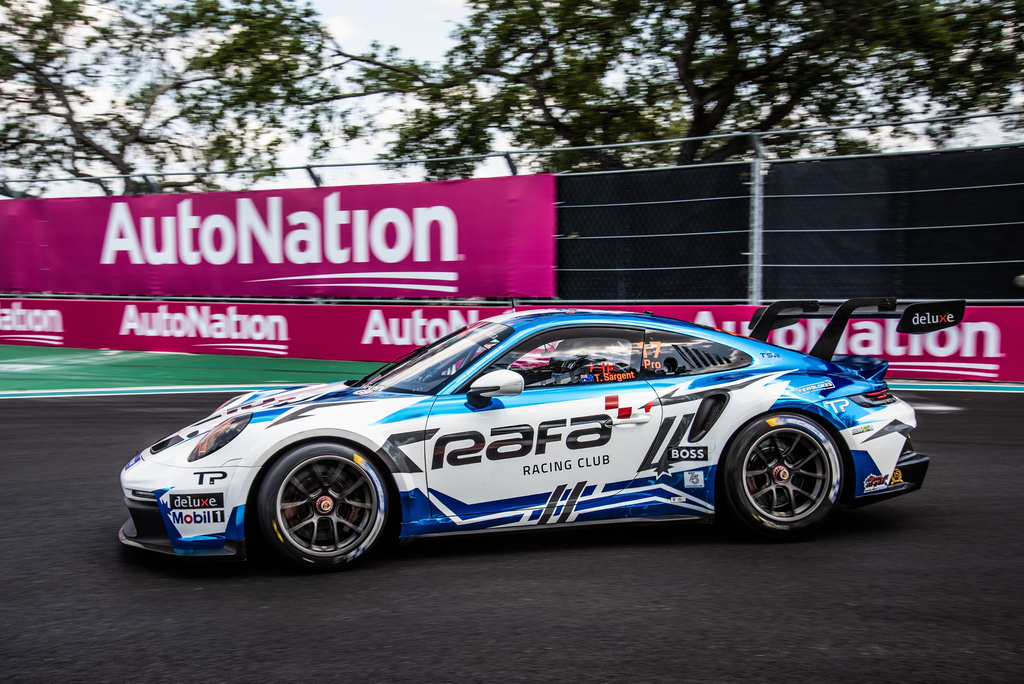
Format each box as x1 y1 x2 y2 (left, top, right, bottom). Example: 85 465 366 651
1 390 1022 683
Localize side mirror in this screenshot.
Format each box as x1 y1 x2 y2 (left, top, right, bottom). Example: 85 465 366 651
466 369 524 409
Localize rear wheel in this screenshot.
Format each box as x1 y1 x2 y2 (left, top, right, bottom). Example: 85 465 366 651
257 442 390 569
721 413 842 538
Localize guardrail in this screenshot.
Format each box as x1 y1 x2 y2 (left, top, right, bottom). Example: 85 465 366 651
0 297 1020 382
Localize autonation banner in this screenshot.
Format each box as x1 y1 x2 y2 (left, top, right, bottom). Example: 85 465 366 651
0 175 556 298
1 299 1021 382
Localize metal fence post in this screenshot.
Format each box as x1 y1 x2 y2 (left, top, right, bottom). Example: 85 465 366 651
1 181 23 199
306 166 323 187
747 133 766 305
504 153 518 175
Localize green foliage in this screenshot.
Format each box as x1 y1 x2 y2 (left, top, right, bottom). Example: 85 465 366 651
339 0 1024 177
4 0 1021 191
0 0 340 196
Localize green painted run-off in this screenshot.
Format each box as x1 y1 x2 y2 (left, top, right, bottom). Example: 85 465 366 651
2 344 1020 398
0 345 381 394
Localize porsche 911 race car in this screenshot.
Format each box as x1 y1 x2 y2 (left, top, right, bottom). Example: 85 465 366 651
119 298 963 569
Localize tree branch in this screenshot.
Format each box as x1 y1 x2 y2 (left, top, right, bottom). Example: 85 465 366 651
18 59 133 175
702 81 813 163
674 1 706 104
329 47 429 85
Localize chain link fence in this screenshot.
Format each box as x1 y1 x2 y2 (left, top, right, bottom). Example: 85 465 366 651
556 162 750 301
761 146 1024 301
555 141 1024 302
554 112 1024 303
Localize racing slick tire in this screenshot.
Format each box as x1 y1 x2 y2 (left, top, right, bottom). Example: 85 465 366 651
257 442 391 569
720 412 843 539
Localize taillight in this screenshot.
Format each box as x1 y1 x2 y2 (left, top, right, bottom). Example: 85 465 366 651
865 387 890 402
851 386 897 407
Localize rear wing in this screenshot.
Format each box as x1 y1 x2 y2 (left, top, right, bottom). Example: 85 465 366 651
748 297 966 361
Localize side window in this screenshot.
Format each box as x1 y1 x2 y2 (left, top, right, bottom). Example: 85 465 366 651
482 327 645 389
640 330 752 378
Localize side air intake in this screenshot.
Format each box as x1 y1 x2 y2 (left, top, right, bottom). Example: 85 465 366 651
688 393 729 442
676 346 731 372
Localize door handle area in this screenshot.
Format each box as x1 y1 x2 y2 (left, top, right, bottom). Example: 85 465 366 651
603 414 653 428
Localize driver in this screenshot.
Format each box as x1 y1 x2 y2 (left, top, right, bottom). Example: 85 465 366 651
546 337 632 385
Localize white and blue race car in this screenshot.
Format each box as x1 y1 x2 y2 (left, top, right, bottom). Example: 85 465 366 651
119 298 963 569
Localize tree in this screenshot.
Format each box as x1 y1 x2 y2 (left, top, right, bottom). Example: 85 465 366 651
338 0 1024 178
0 0 342 197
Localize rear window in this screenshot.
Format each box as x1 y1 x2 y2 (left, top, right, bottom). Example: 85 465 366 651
640 330 752 377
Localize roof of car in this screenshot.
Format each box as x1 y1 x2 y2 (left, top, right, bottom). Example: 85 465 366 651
482 308 793 361
488 307 706 334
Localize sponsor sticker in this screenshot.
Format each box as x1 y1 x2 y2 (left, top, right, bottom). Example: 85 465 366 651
897 300 965 334
863 473 889 493
169 493 225 509
194 470 227 485
797 380 835 394
824 398 850 414
171 510 225 525
668 446 710 462
684 471 705 488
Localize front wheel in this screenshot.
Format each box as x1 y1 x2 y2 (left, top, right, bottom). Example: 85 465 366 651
257 442 390 569
720 413 843 539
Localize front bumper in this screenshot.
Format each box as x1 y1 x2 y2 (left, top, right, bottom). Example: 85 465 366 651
119 497 246 559
848 450 929 508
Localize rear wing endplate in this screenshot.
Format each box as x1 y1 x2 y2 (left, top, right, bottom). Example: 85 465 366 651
748 298 966 361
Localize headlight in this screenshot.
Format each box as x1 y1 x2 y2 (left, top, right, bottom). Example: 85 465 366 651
188 414 251 462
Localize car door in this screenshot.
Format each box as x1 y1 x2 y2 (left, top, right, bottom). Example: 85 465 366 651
423 326 663 529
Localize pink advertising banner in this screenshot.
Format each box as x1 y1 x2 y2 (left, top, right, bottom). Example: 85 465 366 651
1 299 1021 382
0 175 556 298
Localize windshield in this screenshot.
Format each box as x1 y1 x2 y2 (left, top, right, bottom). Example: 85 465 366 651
356 321 514 395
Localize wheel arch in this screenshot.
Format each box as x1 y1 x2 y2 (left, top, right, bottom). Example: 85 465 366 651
243 433 403 546
713 406 854 514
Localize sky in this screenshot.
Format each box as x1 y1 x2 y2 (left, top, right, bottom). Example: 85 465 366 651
284 0 489 187
311 0 468 63
0 1 483 197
